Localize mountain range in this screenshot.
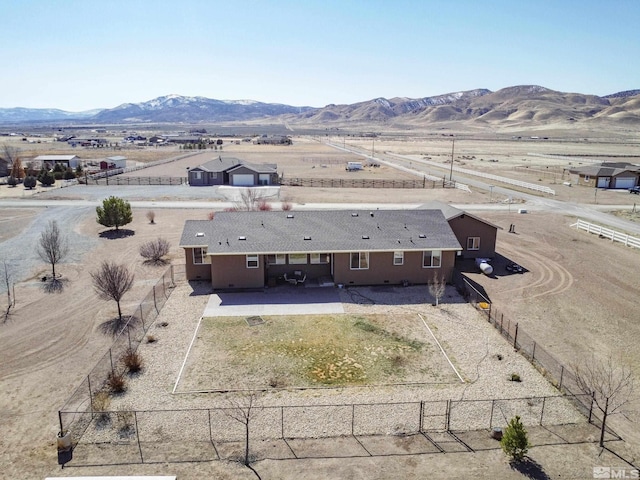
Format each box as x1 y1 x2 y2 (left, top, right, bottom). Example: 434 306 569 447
1 86 639 126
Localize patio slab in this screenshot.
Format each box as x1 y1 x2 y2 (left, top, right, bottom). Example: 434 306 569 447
203 286 344 317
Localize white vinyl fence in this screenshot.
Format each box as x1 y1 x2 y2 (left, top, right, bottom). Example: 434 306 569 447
571 219 640 249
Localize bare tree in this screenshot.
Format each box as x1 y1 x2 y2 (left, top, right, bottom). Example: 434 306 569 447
91 261 134 322
224 392 262 466
2 260 15 323
573 355 634 447
236 188 264 211
37 220 69 280
139 238 170 265
3 145 23 179
428 273 447 307
146 210 156 224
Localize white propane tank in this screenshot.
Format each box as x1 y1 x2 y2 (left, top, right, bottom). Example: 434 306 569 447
475 258 493 275
479 262 493 275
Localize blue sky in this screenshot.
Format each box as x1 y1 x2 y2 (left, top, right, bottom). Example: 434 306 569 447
1 0 638 111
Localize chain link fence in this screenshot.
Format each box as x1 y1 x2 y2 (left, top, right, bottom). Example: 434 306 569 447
58 265 184 445
62 393 594 465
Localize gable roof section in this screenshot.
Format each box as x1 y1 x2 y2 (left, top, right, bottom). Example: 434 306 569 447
195 157 243 173
180 210 462 255
226 162 277 174
419 200 502 230
34 155 78 161
568 163 640 177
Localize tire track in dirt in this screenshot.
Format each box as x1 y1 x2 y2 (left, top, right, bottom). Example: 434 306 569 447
495 243 574 300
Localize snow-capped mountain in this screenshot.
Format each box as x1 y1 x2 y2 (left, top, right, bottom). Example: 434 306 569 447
90 95 312 123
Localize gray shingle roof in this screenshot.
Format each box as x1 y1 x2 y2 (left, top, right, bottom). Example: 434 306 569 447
193 157 277 174
180 210 462 254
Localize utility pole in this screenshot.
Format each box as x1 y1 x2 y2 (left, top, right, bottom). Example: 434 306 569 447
449 138 455 181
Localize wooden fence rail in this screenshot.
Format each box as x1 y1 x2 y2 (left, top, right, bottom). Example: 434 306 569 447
572 219 640 249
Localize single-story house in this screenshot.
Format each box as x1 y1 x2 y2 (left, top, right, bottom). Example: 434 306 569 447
180 209 464 290
188 157 278 186
165 136 202 145
0 157 9 176
252 135 292 145
32 155 80 169
567 163 640 189
67 137 108 148
421 201 500 259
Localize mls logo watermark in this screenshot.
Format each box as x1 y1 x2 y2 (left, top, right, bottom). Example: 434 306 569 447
594 466 640 479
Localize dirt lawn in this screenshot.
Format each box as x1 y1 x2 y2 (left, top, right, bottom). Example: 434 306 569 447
1 197 639 478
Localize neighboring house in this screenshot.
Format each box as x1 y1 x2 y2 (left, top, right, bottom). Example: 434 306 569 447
67 137 108 148
32 155 80 169
165 136 202 145
188 157 278 186
0 157 9 177
568 163 640 189
252 135 292 145
421 201 500 259
179 209 463 290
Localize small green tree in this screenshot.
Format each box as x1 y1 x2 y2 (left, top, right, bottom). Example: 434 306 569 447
7 176 18 187
38 168 55 186
96 196 133 231
23 176 37 189
501 416 529 462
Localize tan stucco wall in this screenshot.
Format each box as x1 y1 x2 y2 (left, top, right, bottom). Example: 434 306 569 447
448 216 497 259
184 248 212 280
211 255 264 289
333 251 455 286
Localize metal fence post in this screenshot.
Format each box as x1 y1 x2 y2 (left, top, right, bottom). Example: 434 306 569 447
532 342 536 362
134 411 143 463
153 286 158 313
446 400 451 431
109 349 114 373
140 305 144 330
351 404 355 436
489 399 495 429
513 323 519 349
87 375 93 407
540 396 546 425
419 401 424 433
559 366 564 391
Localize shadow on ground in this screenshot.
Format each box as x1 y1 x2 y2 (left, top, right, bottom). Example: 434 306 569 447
510 457 551 480
99 229 135 239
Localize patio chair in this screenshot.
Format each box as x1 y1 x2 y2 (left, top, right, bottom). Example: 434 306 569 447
284 273 298 285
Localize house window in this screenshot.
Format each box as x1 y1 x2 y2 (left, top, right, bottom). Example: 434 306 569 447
192 247 206 265
422 250 441 268
350 252 369 270
467 237 480 251
584 175 590 182
267 254 286 265
246 254 259 268
288 253 307 265
210 172 217 179
393 251 404 266
194 171 202 180
310 253 329 264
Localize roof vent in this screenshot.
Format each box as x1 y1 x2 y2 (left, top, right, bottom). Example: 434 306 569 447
418 234 426 238
304 236 311 240
195 232 205 237
238 236 247 241
287 214 294 219
362 235 370 239
351 212 359 217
